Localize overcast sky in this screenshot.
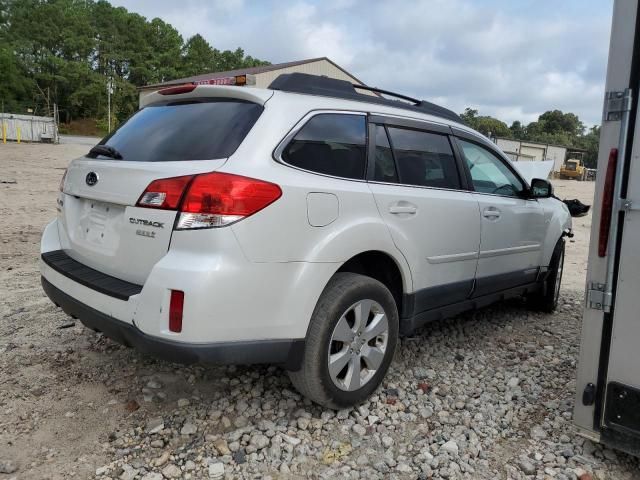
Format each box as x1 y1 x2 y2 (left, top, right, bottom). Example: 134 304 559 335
112 0 613 127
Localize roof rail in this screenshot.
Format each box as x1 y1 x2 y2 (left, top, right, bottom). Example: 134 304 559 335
268 73 462 123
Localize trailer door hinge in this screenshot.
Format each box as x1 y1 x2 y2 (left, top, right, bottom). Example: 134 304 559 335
603 88 632 122
603 90 633 121
588 283 612 311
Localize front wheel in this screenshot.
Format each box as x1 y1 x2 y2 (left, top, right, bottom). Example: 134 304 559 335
528 238 565 312
288 273 399 409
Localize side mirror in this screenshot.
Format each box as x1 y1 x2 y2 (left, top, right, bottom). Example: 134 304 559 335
530 178 553 198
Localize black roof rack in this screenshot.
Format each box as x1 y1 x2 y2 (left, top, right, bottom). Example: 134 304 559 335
268 73 462 123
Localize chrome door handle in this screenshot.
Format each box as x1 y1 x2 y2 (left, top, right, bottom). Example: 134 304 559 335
482 207 501 219
389 204 417 214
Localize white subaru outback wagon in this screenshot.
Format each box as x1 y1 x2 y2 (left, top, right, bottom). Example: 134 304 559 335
41 73 572 408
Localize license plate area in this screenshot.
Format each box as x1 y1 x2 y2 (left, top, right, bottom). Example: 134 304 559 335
78 199 125 249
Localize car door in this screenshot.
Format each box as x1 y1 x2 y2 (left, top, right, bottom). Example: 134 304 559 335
454 135 546 297
367 119 481 315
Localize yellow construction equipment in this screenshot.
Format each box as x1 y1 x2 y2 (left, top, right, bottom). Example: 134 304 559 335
559 152 587 181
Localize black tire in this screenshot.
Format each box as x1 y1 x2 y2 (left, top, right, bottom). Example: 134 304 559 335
288 272 399 409
528 238 565 312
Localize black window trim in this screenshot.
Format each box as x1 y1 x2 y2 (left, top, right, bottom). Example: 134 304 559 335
368 114 451 135
366 115 472 192
451 127 534 200
273 109 369 182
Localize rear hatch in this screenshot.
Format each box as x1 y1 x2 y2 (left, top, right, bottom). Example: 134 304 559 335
58 92 265 285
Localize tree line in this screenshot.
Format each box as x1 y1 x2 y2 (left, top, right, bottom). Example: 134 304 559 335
0 0 600 163
460 108 600 168
0 0 269 129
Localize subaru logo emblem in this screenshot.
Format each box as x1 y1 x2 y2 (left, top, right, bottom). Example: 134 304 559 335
86 172 99 186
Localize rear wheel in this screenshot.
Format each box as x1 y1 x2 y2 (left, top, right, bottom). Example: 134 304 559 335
528 238 565 312
288 273 399 409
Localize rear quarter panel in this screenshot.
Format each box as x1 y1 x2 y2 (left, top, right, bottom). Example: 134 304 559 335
222 95 415 293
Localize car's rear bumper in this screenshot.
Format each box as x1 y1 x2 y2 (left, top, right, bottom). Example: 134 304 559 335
42 276 304 369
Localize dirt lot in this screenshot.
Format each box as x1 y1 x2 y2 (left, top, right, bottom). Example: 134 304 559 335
0 143 637 479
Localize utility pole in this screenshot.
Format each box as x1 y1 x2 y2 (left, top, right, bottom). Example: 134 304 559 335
107 77 114 133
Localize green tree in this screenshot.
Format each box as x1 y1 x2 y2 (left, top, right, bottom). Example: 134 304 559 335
509 120 525 139
460 107 511 138
140 18 184 84
460 107 601 170
575 126 601 168
538 109 585 137
0 0 269 128
181 34 215 77
460 107 478 126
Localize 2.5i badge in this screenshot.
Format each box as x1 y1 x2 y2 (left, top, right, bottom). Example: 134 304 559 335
130 217 164 239
136 229 156 238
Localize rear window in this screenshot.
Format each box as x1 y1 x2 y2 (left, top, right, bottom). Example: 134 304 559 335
281 113 367 179
89 99 263 162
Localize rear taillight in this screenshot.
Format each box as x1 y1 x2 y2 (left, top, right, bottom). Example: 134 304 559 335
136 172 282 229
598 148 618 257
136 175 194 210
169 290 184 333
177 172 282 229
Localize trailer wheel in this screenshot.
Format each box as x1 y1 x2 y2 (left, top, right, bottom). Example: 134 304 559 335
528 238 565 312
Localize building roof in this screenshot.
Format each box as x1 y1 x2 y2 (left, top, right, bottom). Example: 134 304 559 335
140 57 366 91
494 136 586 152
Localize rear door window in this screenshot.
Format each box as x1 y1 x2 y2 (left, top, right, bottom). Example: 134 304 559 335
88 99 263 162
386 127 461 189
282 113 367 180
373 125 399 183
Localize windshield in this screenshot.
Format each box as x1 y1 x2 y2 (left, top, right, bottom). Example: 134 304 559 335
565 162 577 170
88 99 263 162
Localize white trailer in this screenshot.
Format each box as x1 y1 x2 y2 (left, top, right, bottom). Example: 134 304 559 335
574 0 640 456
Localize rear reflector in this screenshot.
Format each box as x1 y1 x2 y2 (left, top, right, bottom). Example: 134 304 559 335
137 172 282 229
136 175 194 210
158 84 197 95
169 290 184 333
598 148 618 257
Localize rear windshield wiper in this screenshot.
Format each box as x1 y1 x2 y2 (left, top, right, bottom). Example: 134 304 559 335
88 144 123 160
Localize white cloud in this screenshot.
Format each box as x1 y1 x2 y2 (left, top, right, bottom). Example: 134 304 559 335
110 0 612 126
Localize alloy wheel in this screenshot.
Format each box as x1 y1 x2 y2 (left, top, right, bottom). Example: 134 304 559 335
327 299 389 391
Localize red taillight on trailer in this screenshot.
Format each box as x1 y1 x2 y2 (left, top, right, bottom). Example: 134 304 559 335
598 148 618 257
136 175 194 210
158 84 197 95
177 172 282 229
169 290 184 333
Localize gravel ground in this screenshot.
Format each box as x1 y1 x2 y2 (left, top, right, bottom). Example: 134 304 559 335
1 143 639 479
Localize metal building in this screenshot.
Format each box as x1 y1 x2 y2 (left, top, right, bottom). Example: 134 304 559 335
138 57 367 107
493 137 575 173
